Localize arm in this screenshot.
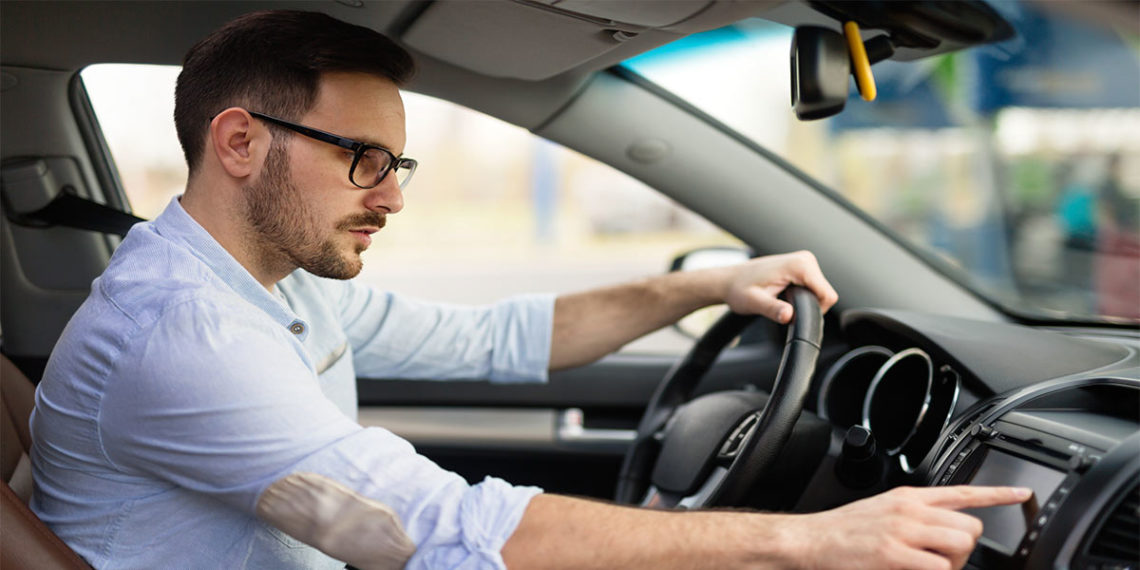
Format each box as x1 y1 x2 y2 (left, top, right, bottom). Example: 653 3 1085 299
323 275 553 383
102 301 541 566
501 486 1031 570
549 251 839 370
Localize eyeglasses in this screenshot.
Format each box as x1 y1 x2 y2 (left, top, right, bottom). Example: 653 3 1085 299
247 111 417 190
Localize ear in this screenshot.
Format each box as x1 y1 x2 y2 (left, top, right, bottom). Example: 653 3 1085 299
208 107 269 180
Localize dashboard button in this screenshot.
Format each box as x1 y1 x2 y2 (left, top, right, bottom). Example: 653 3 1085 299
1068 454 1097 473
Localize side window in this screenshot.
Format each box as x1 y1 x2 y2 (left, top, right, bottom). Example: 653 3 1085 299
82 64 743 354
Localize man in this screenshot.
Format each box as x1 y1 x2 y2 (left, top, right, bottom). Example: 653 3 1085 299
30 10 1028 570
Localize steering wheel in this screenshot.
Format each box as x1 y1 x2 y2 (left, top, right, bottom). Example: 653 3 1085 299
615 286 823 508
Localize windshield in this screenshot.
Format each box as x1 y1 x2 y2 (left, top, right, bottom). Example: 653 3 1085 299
625 2 1140 323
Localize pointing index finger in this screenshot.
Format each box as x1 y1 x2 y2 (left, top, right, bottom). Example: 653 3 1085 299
923 485 1033 510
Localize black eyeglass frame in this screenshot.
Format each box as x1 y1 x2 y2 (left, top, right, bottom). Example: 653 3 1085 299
247 110 416 189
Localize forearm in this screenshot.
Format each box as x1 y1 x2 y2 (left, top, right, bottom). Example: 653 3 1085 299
547 251 839 371
501 494 796 569
549 267 733 370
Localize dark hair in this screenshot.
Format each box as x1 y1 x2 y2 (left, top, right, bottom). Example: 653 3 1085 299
174 10 415 172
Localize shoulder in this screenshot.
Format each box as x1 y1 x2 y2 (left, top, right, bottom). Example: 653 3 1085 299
94 223 253 327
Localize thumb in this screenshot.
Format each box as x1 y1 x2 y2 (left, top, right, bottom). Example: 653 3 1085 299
733 287 793 323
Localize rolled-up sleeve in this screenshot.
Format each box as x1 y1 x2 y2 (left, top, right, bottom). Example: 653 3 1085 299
100 299 542 568
326 279 554 383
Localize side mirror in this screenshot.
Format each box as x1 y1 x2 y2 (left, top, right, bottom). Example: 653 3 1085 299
670 247 751 339
670 246 750 273
790 26 851 121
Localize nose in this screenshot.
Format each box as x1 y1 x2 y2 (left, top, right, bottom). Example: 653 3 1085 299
364 173 404 214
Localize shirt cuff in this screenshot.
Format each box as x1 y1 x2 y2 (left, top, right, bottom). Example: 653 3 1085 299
409 477 543 570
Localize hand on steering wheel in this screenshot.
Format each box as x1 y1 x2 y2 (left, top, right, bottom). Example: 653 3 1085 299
615 286 823 508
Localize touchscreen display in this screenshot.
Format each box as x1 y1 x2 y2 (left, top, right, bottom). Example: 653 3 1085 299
962 448 1067 555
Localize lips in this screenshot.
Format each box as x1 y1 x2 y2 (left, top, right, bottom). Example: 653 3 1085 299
339 213 386 249
348 228 376 248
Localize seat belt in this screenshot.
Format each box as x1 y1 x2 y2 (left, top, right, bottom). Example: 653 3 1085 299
1 158 145 238
4 187 144 238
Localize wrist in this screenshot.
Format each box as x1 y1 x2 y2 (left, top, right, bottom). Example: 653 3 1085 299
681 265 736 309
742 512 810 569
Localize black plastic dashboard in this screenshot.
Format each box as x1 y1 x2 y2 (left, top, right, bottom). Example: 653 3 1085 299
817 309 1139 570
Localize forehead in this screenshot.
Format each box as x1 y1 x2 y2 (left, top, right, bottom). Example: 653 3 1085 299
304 72 406 152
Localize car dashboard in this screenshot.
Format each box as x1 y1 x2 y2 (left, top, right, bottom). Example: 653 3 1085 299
814 309 1139 570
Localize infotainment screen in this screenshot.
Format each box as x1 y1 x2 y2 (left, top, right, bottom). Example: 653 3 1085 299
961 448 1067 555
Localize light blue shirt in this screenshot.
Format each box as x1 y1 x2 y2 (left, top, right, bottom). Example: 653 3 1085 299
30 198 554 569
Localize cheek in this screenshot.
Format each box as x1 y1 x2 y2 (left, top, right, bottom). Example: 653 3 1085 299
287 143 348 189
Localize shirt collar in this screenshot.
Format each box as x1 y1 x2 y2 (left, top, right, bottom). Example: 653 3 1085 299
151 196 310 341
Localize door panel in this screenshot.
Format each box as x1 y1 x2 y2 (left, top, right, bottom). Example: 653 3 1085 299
357 342 790 498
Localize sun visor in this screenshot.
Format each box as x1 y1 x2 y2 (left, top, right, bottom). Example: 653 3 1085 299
400 0 713 80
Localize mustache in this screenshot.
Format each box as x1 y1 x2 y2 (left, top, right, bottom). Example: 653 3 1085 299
336 211 387 231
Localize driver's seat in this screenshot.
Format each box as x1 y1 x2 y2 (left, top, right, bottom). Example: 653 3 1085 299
1 355 92 569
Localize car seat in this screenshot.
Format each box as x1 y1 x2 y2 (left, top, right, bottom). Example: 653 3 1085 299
1 355 92 569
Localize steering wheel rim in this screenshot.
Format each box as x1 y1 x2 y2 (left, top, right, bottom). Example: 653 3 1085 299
615 286 823 508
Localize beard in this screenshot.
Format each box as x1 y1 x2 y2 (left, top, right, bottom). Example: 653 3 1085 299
242 140 386 280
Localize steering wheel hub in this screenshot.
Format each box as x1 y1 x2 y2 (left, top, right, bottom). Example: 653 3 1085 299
651 391 770 495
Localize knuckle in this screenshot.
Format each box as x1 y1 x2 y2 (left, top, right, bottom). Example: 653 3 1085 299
971 517 984 539
949 530 975 553
897 499 923 518
891 485 918 500
885 516 909 535
873 538 896 560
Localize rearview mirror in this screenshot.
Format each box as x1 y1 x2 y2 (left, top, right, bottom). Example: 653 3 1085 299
790 26 851 121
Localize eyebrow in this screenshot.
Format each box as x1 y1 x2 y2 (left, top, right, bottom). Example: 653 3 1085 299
344 132 402 154
364 138 403 154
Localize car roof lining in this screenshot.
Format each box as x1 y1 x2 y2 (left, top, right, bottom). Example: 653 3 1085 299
0 0 1019 131
0 1 783 130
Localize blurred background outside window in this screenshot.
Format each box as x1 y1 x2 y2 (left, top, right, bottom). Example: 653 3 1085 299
626 1 1139 322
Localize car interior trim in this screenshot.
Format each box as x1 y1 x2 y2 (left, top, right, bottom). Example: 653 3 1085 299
815 344 893 425
861 347 933 456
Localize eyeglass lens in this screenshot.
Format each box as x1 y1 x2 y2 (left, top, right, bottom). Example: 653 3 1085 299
352 148 414 188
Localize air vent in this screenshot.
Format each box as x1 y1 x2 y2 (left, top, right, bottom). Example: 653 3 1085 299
1085 483 1140 564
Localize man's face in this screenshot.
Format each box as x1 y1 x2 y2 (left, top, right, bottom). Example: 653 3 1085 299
243 72 407 280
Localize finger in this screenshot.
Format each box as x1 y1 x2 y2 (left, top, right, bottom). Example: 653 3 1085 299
913 504 984 539
800 267 838 314
741 287 793 323
902 524 976 566
784 251 839 314
919 486 1032 510
887 546 953 570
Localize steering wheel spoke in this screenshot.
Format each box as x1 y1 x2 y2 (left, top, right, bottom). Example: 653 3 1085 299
640 485 677 509
676 467 729 509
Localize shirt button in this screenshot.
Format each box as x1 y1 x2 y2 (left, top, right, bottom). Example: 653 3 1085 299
289 322 305 335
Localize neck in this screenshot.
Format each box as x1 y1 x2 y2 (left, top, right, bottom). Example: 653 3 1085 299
180 184 295 291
